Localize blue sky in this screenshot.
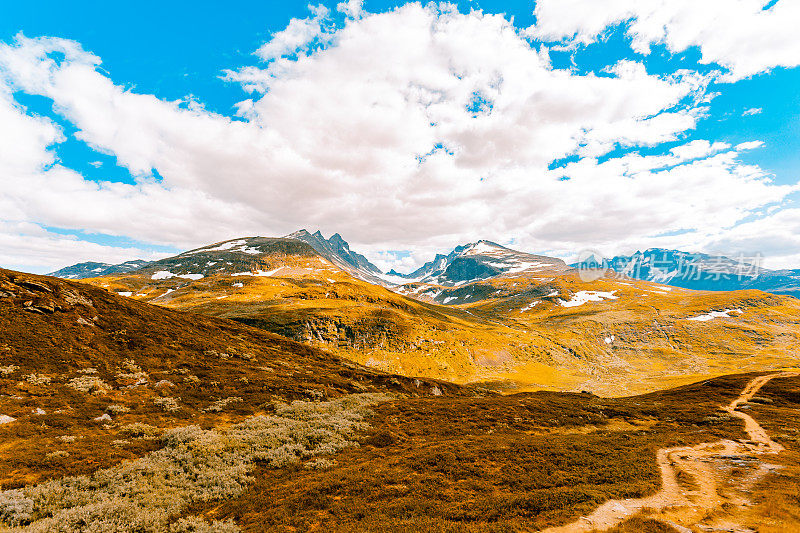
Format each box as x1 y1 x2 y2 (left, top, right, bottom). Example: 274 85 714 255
2 0 800 273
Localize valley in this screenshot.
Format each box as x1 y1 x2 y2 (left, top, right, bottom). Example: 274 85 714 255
74 233 800 397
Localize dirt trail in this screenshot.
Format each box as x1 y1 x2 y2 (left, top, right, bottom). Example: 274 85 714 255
541 371 798 533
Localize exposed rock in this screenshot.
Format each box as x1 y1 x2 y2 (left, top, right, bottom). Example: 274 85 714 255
15 280 52 293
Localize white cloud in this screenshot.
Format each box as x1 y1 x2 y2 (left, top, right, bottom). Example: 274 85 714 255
0 221 167 273
701 207 800 270
337 0 364 19
735 140 765 151
0 5 797 273
531 0 800 80
254 5 330 62
743 107 762 116
669 139 729 160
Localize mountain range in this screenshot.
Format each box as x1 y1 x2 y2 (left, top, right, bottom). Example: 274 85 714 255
41 230 800 398
48 259 151 280
49 233 800 298
573 248 800 297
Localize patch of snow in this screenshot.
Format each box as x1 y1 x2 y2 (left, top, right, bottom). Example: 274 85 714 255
232 282 244 288
546 290 559 297
686 309 743 322
231 267 282 277
506 265 544 274
33 408 46 415
604 335 615 344
442 296 457 304
381 273 422 285
558 290 619 308
151 271 175 280
117 291 132 297
464 242 504 256
520 301 541 312
93 413 112 422
177 273 204 280
185 239 246 254
0 415 15 425
257 267 283 276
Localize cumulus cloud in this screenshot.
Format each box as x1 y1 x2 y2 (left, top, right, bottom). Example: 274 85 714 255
0 4 798 273
531 0 800 80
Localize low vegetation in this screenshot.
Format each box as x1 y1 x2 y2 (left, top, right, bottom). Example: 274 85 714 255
193 374 767 531
0 394 391 532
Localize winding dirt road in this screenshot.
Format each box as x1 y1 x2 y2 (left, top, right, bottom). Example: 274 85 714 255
542 371 798 533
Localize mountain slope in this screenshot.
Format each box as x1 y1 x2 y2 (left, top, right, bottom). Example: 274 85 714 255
48 259 151 280
285 229 386 285
0 268 459 489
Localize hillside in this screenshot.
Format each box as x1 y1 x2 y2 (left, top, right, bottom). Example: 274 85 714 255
78 236 800 396
0 269 460 489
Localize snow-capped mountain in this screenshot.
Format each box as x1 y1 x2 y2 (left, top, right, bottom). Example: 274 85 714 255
574 248 800 297
136 237 324 279
284 229 385 284
390 240 572 286
49 260 151 279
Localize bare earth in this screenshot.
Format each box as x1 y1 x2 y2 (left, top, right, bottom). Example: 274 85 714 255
542 371 799 533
